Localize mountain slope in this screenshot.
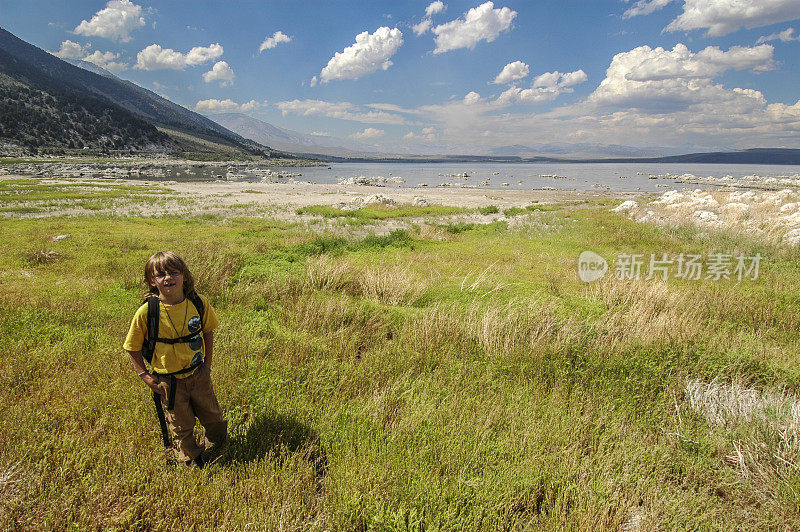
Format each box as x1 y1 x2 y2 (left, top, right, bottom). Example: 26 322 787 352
646 148 800 165
0 46 171 151
63 58 120 79
210 112 378 156
0 27 275 157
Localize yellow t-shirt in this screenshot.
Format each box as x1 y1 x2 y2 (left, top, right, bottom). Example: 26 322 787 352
123 294 219 377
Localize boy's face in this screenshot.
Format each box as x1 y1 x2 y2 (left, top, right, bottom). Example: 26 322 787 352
150 267 184 300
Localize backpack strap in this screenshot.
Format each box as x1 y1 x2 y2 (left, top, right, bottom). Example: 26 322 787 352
187 292 204 330
155 333 198 344
143 295 160 364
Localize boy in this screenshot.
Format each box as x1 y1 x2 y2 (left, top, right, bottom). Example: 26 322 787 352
124 251 228 467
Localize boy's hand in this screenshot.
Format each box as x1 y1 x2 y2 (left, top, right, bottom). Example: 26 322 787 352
142 373 165 395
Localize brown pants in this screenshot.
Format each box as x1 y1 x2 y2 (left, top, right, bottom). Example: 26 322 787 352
155 365 228 463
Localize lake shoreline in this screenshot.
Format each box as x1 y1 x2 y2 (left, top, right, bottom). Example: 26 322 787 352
1 174 643 219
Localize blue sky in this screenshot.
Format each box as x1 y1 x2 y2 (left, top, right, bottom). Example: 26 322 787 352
3 0 800 152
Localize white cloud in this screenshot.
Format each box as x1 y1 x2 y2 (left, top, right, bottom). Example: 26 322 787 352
532 71 560 89
135 45 185 70
492 61 529 84
497 69 587 105
432 1 516 54
186 44 224 65
464 91 482 104
195 99 241 113
134 43 223 70
309 131 331 137
350 127 385 139
275 99 407 124
194 99 265 113
497 86 562 105
259 31 292 52
665 0 800 37
588 43 774 112
757 27 800 43
415 2 446 35
397 81 785 149
366 102 419 114
426 1 446 17
52 40 128 71
623 0 675 19
351 64 800 151
765 100 800 123
83 50 128 72
318 27 404 83
74 0 146 42
530 69 587 90
404 127 438 141
53 40 89 59
623 44 772 82
240 100 265 111
403 93 800 152
559 70 589 87
413 19 433 36
497 70 586 105
202 61 235 86
405 94 505 141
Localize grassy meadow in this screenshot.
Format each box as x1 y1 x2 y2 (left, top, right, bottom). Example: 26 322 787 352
1 178 800 530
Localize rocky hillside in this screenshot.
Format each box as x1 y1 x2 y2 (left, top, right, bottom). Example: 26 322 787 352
0 27 276 158
0 51 169 151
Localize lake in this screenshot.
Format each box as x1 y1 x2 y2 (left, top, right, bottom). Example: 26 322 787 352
8 160 800 191
257 162 800 191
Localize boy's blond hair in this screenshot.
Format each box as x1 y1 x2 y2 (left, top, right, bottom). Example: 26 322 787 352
144 251 197 300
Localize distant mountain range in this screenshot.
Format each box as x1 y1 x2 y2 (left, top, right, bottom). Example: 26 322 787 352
631 148 800 165
0 27 279 159
295 149 800 165
211 112 685 160
210 112 378 157
213 112 800 165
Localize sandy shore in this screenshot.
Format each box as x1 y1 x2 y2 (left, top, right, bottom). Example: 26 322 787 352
2 173 644 213
156 180 643 210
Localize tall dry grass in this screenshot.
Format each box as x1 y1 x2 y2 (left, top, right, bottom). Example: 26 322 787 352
304 254 429 306
684 378 800 502
282 260 787 371
587 277 705 348
180 243 244 298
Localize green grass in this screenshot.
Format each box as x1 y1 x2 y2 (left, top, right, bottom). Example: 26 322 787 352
1 187 800 529
504 202 593 217
503 206 527 217
0 179 176 216
0 179 173 201
441 221 475 233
